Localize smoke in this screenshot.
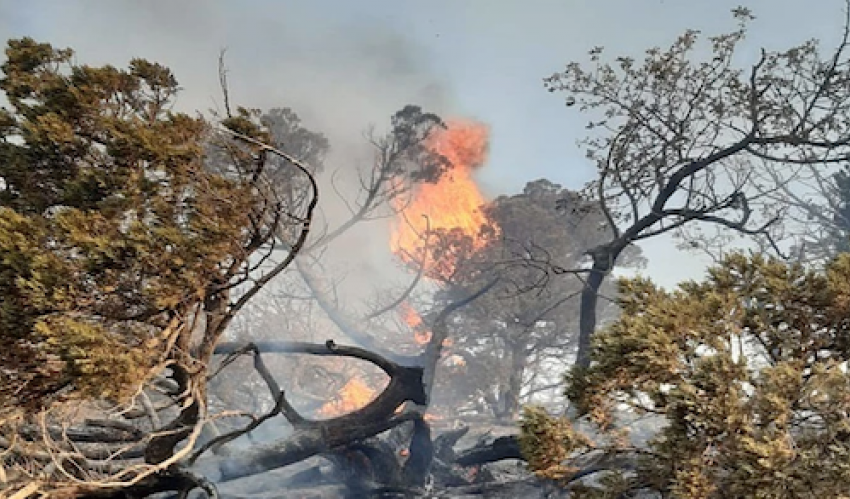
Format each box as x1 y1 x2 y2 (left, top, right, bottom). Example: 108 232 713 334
0 1 452 136
0 1 457 300
0 1 485 432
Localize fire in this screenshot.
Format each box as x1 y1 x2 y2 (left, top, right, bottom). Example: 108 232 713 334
390 118 497 354
390 119 495 279
318 377 377 417
416 330 432 345
320 121 495 421
399 301 432 345
398 301 457 347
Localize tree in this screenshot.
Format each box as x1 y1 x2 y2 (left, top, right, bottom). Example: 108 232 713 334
310 103 448 247
0 38 296 410
0 38 382 496
429 179 642 420
0 38 505 497
545 5 850 370
521 252 850 498
201 105 334 423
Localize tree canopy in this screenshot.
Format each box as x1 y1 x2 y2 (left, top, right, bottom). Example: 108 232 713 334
430 179 642 419
0 38 265 409
523 252 850 497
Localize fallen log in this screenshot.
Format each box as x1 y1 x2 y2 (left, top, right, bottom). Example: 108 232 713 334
455 435 523 466
198 340 429 482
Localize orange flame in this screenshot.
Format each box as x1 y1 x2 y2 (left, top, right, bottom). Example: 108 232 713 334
416 330 433 345
398 301 454 347
390 119 496 279
318 377 377 417
324 121 495 423
399 301 433 345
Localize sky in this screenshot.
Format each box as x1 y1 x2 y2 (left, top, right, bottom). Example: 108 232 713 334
0 0 846 287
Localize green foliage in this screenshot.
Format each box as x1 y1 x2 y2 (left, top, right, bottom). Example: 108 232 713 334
525 252 850 497
520 405 593 482
0 38 257 410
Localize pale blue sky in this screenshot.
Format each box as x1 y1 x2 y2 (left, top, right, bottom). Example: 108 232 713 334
0 0 846 285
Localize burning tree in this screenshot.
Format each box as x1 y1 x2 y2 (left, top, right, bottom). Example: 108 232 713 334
198 109 551 495
381 118 505 407
389 118 494 281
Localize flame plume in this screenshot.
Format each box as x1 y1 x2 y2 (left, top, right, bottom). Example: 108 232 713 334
390 119 495 279
317 119 495 419
389 118 498 348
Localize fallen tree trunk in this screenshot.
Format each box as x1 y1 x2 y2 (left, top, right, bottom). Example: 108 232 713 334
3 337 647 498
207 414 422 482
455 435 523 466
198 340 429 482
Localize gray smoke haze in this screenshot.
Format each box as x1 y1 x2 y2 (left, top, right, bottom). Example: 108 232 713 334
0 1 454 122
4 0 849 289
0 1 461 298
0 2 471 349
0 0 454 165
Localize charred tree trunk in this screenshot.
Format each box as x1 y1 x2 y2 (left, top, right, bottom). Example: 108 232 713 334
575 246 621 370
505 341 526 421
207 341 428 482
494 339 526 421
402 417 434 486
